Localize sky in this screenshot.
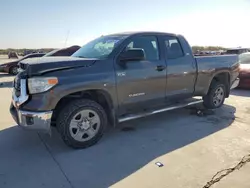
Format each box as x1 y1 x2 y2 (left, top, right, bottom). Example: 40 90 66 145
0 0 250 49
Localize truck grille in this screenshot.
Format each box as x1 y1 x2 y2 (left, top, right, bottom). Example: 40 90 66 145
12 78 29 106
14 76 21 97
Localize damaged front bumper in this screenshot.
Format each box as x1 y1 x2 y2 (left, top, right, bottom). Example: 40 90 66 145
10 104 53 134
10 78 53 134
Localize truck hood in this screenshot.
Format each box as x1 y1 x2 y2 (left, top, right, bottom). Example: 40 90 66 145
20 57 97 75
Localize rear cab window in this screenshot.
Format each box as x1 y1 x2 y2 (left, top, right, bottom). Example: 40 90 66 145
164 36 184 59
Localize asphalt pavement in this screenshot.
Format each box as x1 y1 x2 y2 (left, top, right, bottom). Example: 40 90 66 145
0 57 250 188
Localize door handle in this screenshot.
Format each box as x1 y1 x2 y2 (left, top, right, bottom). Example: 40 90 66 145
156 65 166 71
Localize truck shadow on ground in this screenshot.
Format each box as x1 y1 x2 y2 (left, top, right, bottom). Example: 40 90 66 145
0 73 14 88
0 81 13 88
0 73 14 78
0 104 236 188
230 89 250 97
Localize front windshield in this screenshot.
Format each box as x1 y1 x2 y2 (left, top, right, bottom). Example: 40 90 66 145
72 35 126 59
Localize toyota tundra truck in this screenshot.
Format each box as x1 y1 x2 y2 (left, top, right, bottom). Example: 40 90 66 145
10 31 240 148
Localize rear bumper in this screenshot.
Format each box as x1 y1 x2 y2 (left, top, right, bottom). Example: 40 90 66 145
230 78 240 89
10 102 53 134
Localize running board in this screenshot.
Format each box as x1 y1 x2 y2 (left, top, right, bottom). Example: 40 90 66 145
118 99 203 123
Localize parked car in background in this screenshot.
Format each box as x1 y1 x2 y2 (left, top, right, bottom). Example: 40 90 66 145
0 53 45 75
44 45 81 57
8 51 18 59
225 48 249 55
238 52 250 89
0 46 81 75
194 50 224 56
23 50 36 56
11 31 239 149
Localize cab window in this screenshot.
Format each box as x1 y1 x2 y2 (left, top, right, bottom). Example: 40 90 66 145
125 36 159 60
164 36 184 59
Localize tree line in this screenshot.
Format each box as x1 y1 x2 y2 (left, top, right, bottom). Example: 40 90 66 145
0 48 55 55
0 46 232 55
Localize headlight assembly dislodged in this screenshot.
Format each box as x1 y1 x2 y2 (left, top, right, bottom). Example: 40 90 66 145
28 77 58 94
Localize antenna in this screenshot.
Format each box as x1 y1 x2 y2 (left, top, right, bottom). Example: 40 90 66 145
64 30 70 47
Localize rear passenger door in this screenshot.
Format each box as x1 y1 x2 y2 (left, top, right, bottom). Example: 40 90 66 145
163 35 197 100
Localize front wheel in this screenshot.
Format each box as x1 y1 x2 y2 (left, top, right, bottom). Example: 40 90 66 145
203 82 226 109
57 99 107 149
9 66 18 75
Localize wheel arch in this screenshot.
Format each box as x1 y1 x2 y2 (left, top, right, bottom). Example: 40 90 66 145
207 71 231 97
52 89 116 127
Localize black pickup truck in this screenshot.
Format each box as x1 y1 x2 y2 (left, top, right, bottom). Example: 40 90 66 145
10 32 240 148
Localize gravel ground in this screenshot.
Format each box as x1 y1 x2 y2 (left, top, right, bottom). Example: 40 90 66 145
0 56 250 188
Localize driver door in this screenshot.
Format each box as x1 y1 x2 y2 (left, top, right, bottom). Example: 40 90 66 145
115 35 167 115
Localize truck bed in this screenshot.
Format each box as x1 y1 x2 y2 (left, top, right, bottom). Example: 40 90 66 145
194 54 239 95
195 54 239 67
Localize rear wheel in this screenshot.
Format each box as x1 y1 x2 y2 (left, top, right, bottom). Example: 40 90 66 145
203 81 226 109
57 99 107 149
9 66 18 75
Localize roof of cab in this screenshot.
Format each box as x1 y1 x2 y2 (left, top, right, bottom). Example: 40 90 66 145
106 31 177 37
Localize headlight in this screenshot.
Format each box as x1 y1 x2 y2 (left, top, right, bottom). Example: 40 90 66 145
0 64 7 67
28 77 58 94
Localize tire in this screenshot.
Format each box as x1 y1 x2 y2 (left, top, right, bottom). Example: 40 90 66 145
9 66 18 75
57 99 107 149
203 81 226 109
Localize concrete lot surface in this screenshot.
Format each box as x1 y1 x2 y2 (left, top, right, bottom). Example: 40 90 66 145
0 56 250 188
0 55 16 64
211 163 250 188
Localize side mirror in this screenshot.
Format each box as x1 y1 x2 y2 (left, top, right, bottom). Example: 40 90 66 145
119 49 145 62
